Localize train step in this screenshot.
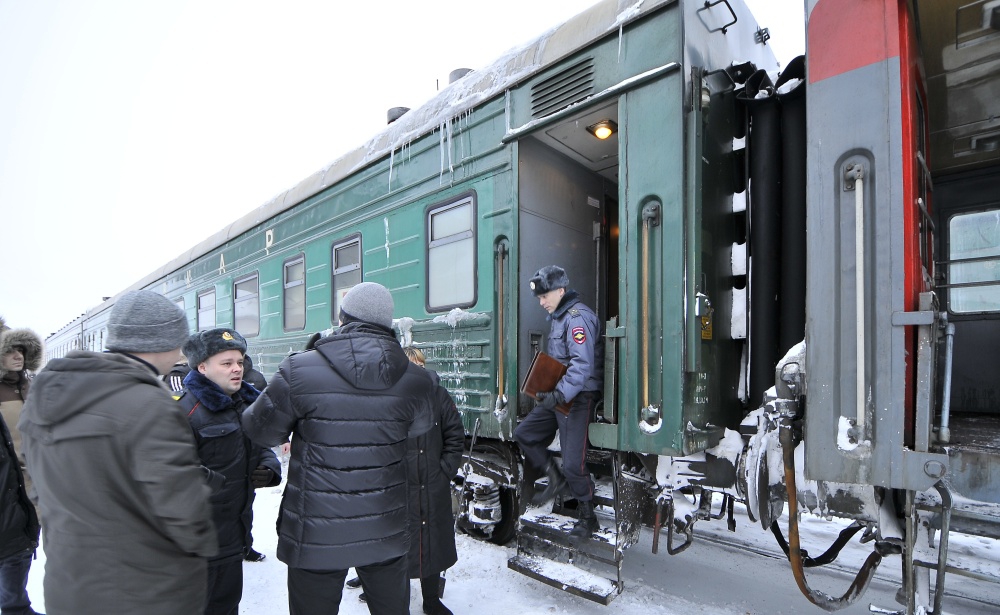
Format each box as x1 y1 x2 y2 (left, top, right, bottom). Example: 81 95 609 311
507 552 619 605
507 506 623 604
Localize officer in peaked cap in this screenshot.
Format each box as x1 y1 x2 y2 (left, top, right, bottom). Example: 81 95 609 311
514 265 604 541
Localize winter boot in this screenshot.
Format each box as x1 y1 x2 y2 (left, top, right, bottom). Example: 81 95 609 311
530 458 568 505
345 576 362 589
244 548 266 562
569 499 599 542
421 575 453 615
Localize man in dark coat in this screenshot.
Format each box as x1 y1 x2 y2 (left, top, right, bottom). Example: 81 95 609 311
402 347 464 615
19 290 217 615
177 328 281 615
242 282 434 615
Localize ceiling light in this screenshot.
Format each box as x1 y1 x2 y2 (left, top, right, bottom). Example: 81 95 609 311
586 119 617 140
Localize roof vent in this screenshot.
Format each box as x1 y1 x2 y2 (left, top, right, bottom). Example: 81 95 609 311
530 58 595 119
387 107 410 124
449 68 473 83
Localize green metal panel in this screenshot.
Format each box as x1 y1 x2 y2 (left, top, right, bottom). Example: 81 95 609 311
617 72 687 456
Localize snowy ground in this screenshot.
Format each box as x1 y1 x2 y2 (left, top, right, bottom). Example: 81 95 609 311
25 452 1000 614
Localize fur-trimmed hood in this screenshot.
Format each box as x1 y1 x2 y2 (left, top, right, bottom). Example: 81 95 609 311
0 326 44 379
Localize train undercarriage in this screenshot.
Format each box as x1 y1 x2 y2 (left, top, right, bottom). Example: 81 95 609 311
451 330 1000 612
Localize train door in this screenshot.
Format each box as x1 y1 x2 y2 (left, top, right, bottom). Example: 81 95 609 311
515 102 619 418
935 168 1000 502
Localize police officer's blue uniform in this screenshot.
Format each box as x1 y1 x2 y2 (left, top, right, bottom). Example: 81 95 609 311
515 267 603 509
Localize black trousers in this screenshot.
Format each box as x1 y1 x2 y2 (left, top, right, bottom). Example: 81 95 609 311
288 555 408 615
205 557 243 615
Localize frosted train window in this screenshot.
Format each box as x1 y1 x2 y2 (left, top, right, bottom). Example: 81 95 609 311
427 194 477 311
197 289 216 331
948 209 1000 313
284 255 306 331
234 274 260 337
332 236 362 323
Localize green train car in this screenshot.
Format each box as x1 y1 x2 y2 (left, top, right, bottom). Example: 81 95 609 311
46 0 1000 611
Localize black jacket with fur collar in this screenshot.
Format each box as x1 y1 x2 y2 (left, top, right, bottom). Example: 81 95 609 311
177 370 280 563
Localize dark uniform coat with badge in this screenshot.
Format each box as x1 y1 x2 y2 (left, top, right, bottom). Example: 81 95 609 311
547 290 604 402
176 370 281 564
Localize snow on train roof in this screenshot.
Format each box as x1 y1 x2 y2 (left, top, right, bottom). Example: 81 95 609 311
128 0 671 297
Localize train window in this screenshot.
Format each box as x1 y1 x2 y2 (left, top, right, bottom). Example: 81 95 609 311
284 255 306 331
948 209 1000 313
174 297 184 311
234 274 260 337
332 236 362 322
197 289 216 331
426 194 476 311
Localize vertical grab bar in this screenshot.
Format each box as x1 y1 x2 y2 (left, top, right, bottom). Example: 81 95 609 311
846 164 866 433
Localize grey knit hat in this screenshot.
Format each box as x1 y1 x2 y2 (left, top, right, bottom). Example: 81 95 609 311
529 265 570 296
106 290 190 353
340 282 394 330
183 328 247 367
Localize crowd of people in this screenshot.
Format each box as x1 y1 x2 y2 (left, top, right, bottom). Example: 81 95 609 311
1 264 603 615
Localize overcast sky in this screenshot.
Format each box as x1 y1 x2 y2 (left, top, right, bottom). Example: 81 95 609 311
0 0 803 339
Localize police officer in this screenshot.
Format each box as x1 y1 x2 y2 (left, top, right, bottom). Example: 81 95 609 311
514 265 604 540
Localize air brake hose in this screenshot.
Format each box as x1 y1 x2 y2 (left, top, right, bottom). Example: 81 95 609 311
778 420 884 611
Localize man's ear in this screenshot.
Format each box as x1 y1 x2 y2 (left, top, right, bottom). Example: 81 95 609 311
198 363 208 375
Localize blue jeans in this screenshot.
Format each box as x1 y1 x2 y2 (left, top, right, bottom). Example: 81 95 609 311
0 549 37 615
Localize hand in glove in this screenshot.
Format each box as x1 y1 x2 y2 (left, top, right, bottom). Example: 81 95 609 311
251 466 275 488
535 390 564 411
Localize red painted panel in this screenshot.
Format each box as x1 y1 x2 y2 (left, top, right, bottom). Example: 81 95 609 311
808 0 901 83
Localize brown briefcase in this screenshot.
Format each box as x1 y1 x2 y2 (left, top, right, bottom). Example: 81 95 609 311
520 352 572 415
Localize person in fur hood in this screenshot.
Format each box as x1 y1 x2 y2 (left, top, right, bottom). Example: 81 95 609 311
0 317 44 509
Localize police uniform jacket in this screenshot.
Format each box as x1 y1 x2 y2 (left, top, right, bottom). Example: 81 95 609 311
406 370 464 578
177 369 280 564
548 290 604 401
241 321 435 570
18 351 217 615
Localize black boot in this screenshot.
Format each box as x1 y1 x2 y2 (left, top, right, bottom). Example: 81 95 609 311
421 575 453 615
345 576 362 589
530 458 568 505
569 499 599 541
244 548 266 562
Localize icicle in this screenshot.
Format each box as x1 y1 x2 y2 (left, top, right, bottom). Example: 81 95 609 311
388 147 394 190
384 217 390 261
439 123 446 184
618 23 623 62
446 118 454 176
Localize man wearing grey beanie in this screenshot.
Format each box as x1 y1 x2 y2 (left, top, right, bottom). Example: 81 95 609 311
243 281 435 615
19 290 217 615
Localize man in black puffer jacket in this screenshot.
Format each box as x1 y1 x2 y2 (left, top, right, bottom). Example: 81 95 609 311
242 282 434 615
177 328 281 615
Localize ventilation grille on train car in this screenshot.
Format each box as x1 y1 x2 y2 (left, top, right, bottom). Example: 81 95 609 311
530 58 595 119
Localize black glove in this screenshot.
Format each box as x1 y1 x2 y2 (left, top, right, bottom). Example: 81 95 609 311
535 390 563 411
251 466 275 488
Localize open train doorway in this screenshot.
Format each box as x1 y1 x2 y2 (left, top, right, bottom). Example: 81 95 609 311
515 101 620 418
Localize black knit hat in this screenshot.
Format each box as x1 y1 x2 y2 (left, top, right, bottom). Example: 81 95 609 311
183 328 247 367
528 265 570 296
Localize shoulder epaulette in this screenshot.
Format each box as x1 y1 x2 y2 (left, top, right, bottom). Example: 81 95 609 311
569 308 581 317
